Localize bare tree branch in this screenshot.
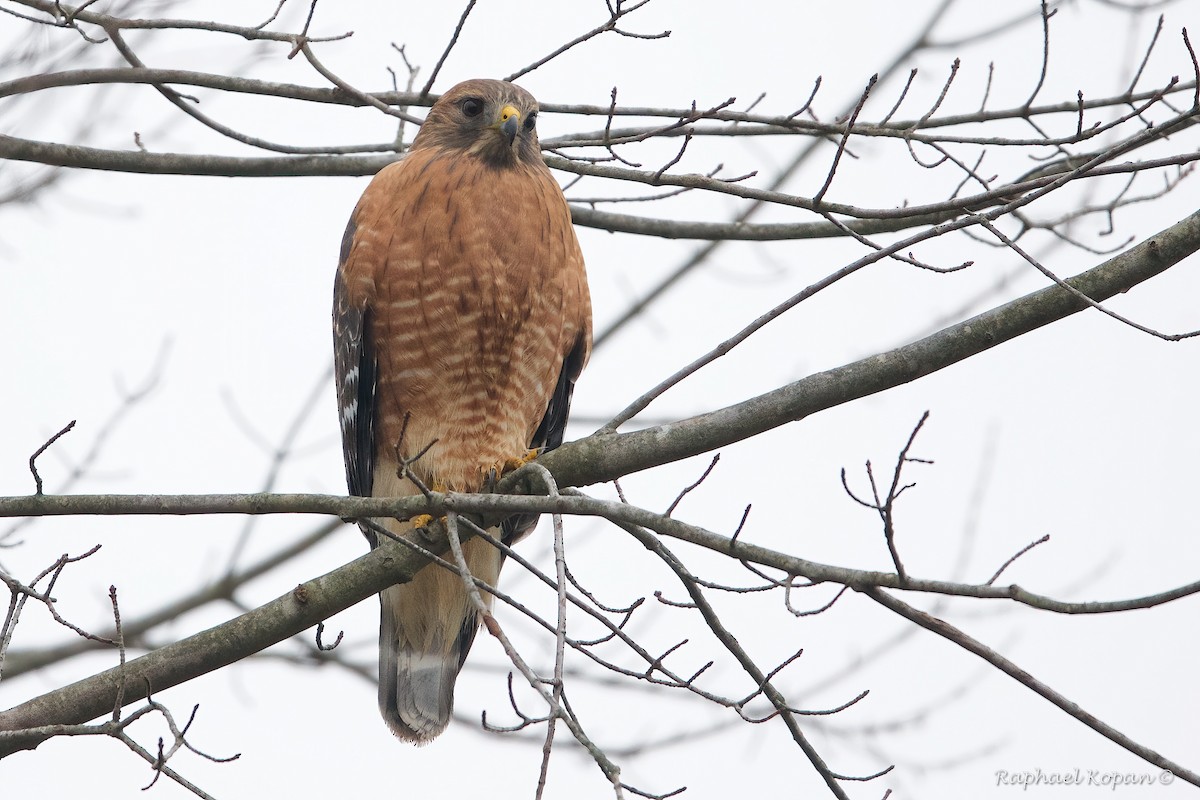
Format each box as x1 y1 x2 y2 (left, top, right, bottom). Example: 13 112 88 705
863 586 1199 786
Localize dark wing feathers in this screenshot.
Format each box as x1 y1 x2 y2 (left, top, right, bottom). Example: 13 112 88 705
529 331 588 453
333 212 378 542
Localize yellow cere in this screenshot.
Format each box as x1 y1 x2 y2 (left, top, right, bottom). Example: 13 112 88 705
499 104 520 123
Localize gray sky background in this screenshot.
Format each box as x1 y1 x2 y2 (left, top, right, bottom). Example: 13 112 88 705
2 1 1198 797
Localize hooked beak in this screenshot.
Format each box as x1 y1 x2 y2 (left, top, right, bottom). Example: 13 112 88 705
497 104 520 147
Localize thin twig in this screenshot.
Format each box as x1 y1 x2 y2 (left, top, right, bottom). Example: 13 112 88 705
28 420 76 495
986 535 1050 586
419 0 477 97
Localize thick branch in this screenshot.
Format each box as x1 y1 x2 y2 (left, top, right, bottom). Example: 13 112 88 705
538 208 1200 486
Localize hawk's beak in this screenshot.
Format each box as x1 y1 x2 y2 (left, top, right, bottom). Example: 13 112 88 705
497 104 520 147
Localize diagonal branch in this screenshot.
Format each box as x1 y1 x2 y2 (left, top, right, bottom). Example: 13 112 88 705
0 525 440 756
862 587 1199 787
618 520 858 799
1 520 339 679
1 209 1197 513
540 207 1200 487
3 484 1198 766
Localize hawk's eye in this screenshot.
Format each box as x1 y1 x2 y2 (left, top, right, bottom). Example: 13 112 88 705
460 97 484 118
523 111 537 131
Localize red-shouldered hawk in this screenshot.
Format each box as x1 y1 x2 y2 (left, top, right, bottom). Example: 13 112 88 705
333 79 592 743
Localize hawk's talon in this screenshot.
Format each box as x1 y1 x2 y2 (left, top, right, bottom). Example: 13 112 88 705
411 514 434 528
506 449 540 472
482 450 541 490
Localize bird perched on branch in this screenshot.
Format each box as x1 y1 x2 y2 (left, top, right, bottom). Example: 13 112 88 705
333 78 592 743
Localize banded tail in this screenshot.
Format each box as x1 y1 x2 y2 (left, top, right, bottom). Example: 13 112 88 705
375 536 501 743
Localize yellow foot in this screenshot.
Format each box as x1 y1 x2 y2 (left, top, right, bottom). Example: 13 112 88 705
497 449 540 475
503 450 539 473
481 450 539 489
409 486 445 527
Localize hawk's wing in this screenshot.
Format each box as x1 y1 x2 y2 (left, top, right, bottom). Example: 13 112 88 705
333 211 378 542
530 331 589 453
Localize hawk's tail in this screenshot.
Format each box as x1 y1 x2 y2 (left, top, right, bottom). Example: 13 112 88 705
377 597 464 743
375 535 498 743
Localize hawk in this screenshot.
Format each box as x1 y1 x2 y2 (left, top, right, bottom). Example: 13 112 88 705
333 79 592 743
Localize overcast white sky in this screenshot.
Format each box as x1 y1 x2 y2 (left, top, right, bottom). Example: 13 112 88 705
2 1 1198 798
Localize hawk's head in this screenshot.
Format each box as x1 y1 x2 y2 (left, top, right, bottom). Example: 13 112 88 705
412 79 544 169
